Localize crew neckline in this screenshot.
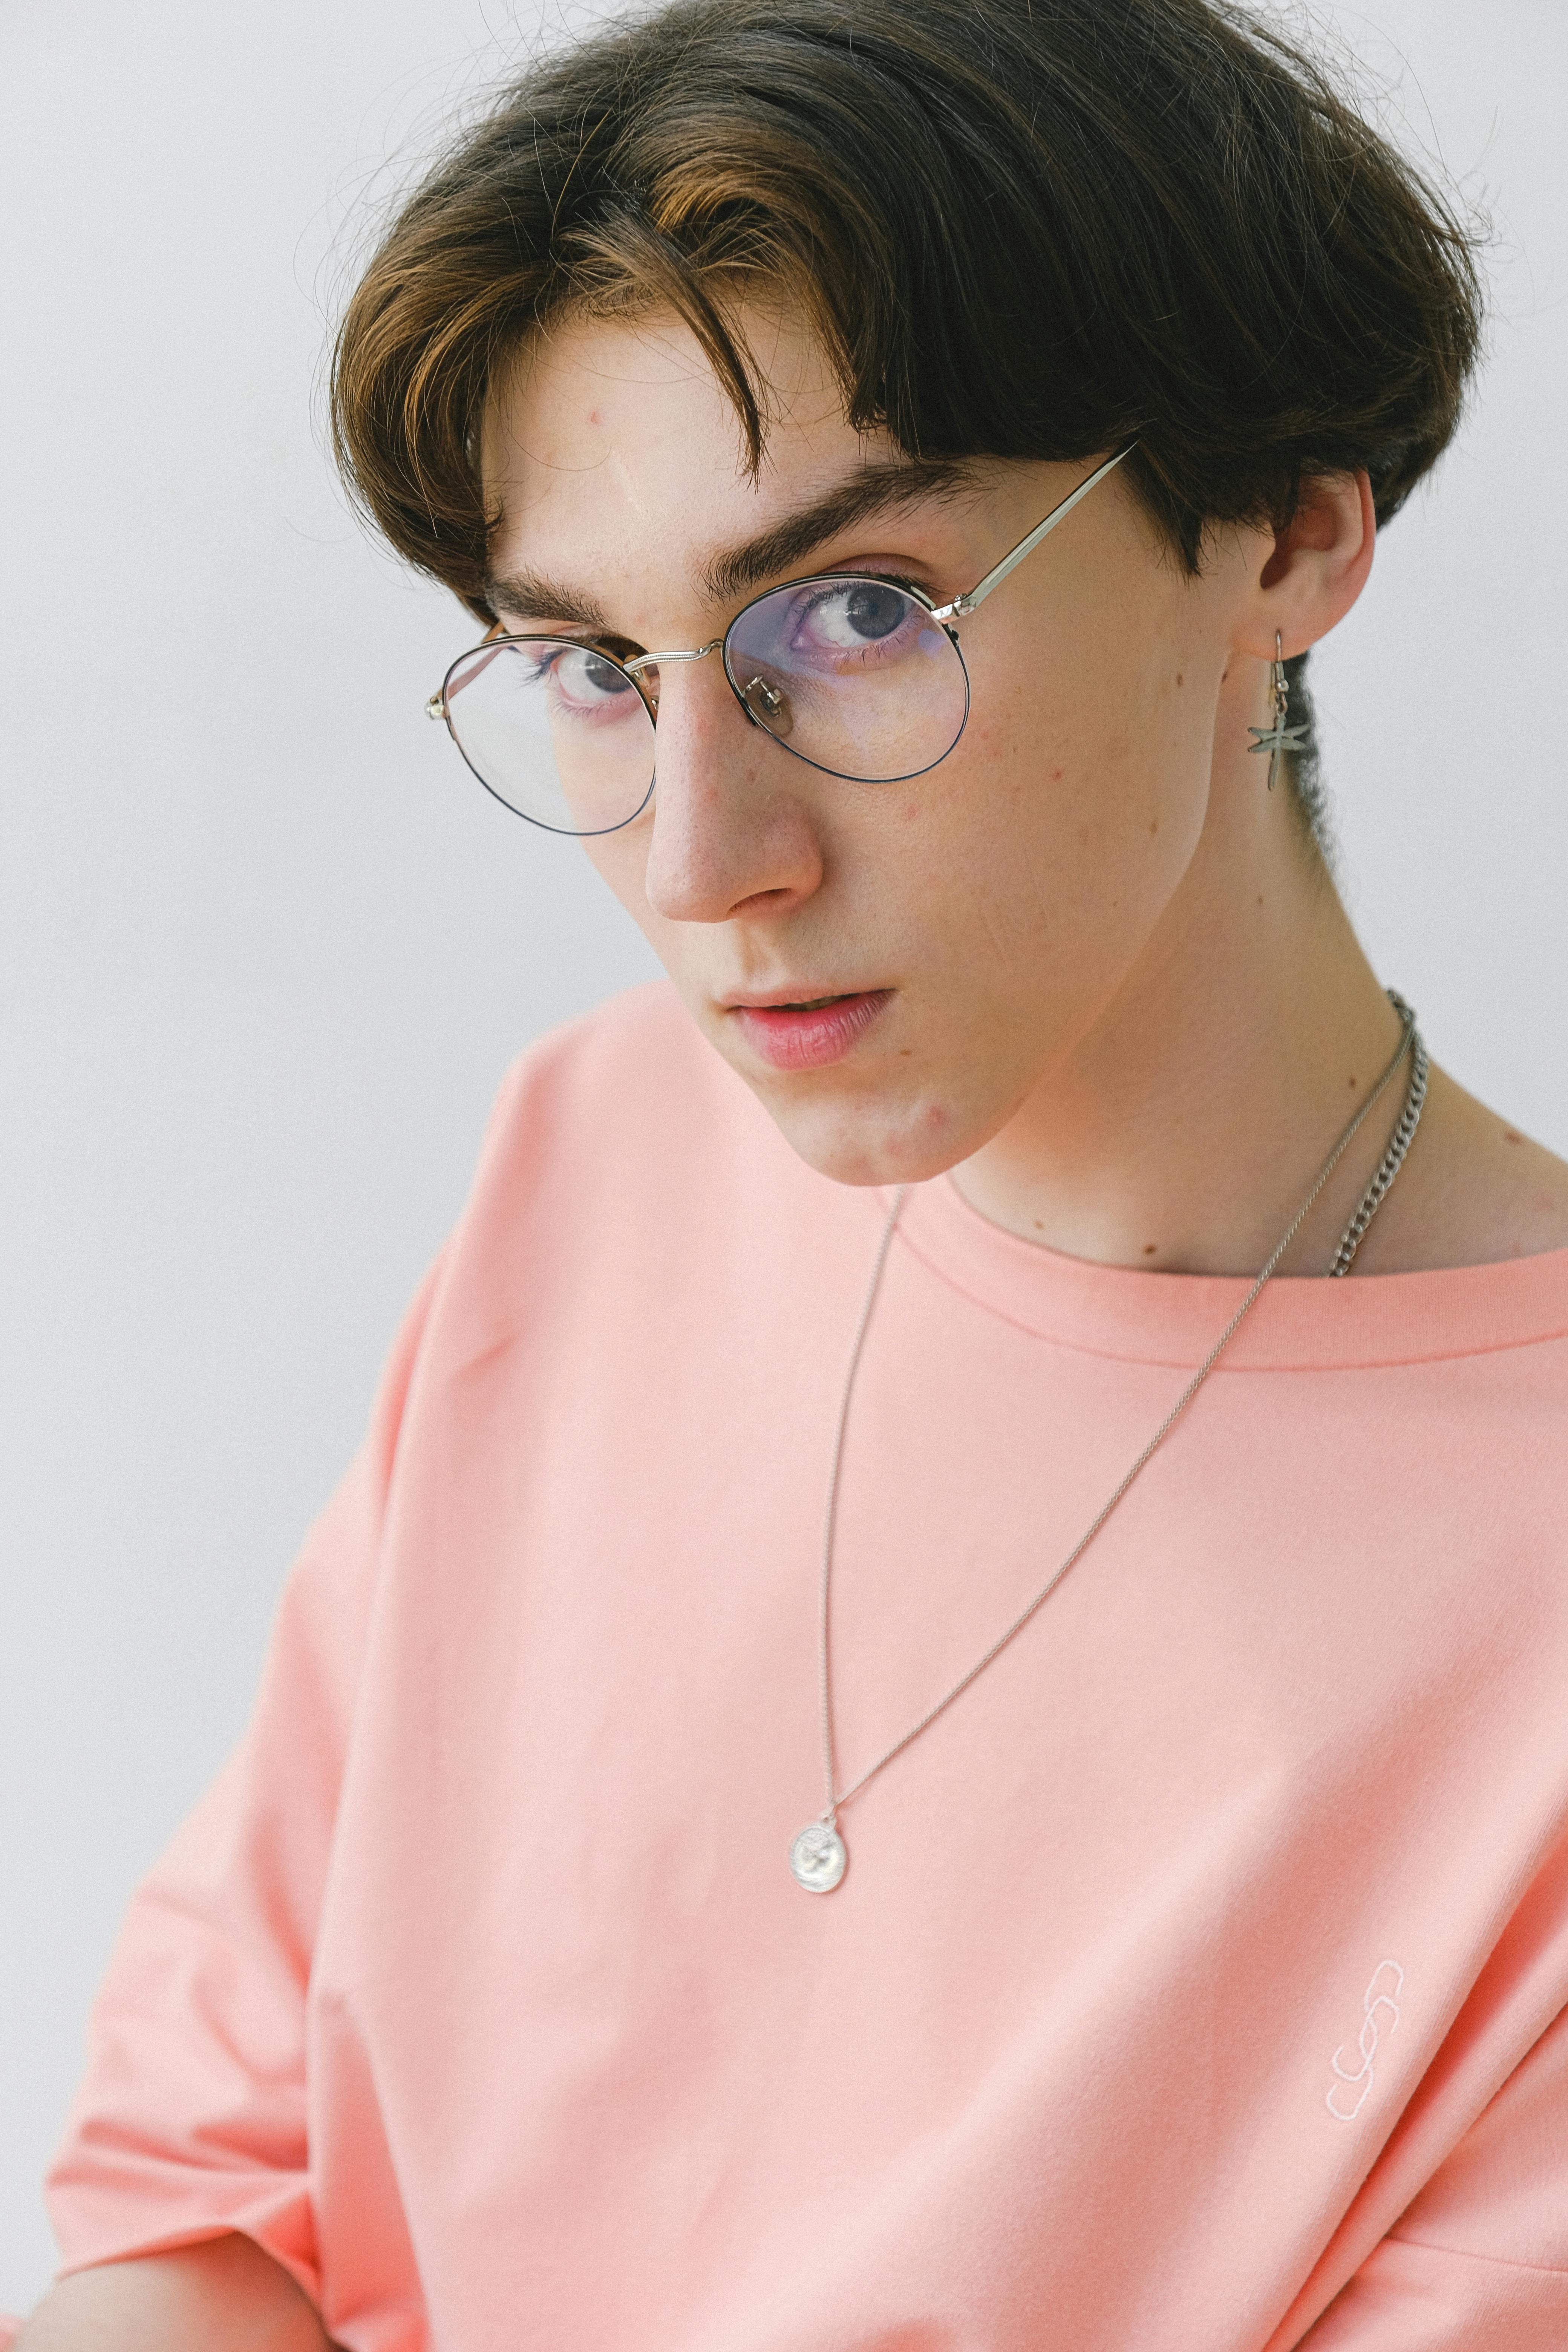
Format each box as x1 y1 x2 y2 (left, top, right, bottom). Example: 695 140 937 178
885 1173 1568 1370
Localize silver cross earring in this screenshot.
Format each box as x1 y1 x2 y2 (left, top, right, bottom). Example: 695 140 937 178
1248 632 1309 790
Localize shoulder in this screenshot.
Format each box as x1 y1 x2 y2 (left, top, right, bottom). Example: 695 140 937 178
484 977 727 1136
472 977 780 1209
1353 1065 1568 1275
430 981 845 1344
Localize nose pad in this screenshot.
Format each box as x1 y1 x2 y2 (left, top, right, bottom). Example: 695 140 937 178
739 672 793 739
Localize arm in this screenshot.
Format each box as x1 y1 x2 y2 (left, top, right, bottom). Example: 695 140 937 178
1284 1990 1568 2347
16 2235 335 2352
38 1261 450 2334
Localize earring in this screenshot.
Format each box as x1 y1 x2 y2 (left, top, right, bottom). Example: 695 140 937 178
1248 632 1308 791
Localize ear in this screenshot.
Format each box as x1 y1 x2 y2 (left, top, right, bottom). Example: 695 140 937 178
1236 470 1376 661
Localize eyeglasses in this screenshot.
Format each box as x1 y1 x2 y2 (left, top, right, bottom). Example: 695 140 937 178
425 443 1136 837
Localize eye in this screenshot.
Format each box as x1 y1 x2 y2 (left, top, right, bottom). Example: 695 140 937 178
799 580 917 651
547 645 638 710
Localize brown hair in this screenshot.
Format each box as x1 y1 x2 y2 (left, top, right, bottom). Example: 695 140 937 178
331 0 1483 818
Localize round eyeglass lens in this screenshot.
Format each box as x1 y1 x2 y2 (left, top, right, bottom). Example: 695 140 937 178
439 637 656 835
723 576 969 781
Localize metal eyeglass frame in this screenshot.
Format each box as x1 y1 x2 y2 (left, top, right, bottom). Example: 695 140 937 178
426 441 1138 827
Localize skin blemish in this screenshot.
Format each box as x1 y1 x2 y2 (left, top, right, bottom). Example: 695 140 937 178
1150 820 1159 836
1505 1130 1524 1145
1143 1243 1158 1256
1348 1075 1358 1090
1175 672 1184 688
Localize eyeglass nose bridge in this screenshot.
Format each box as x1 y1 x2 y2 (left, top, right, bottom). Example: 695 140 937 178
622 639 724 707
623 635 793 739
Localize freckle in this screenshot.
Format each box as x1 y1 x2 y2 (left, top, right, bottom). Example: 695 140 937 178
1175 673 1184 688
1143 1243 1158 1256
1149 819 1159 836
899 1047 913 1058
1505 1130 1524 1145
1348 1075 1357 1089
1256 895 1264 908
1034 1219 1044 1231
1052 767 1064 783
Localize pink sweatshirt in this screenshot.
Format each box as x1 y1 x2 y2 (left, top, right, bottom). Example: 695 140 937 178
32 985 1568 2348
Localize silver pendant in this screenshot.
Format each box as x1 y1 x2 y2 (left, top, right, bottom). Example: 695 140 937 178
789 1820 847 1893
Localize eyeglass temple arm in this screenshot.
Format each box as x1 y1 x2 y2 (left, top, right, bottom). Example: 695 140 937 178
428 621 507 718
932 442 1138 621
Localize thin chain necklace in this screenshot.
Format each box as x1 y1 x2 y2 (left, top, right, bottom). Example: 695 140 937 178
789 994 1425 1893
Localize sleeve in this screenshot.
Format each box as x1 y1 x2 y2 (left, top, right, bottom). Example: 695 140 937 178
40 1256 444 2308
1298 2002 1568 2349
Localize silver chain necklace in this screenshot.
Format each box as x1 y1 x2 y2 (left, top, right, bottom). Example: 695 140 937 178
789 994 1427 1892
1329 994 1428 1276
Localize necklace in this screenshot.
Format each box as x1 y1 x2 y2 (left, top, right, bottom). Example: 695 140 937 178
788 996 1424 1893
1330 992 1428 1276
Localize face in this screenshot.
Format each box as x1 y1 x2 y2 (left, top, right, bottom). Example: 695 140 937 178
481 307 1261 1186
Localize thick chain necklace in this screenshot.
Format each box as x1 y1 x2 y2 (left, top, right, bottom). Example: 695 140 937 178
789 993 1427 1893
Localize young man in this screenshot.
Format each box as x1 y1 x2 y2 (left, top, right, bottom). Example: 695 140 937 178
17 0 1568 2345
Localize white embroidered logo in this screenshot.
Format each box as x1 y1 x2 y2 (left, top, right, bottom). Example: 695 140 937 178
1326 1960 1404 2121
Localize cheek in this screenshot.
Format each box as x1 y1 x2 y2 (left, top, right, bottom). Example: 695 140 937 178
582 807 655 893
923 667 1208 978
580 822 719 1013
582 825 663 944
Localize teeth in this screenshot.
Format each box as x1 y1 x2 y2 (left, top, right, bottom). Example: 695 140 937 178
786 996 843 1011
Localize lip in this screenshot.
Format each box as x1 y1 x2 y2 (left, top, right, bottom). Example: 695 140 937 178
726 989 893 1072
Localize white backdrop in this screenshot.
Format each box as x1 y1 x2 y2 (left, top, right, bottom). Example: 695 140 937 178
1 0 1564 2314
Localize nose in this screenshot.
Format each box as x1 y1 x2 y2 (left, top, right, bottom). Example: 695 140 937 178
640 654 824 925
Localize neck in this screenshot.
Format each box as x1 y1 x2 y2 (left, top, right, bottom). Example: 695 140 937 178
954 733 1406 1278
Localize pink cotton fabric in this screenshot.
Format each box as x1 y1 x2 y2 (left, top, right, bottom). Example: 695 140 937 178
41 984 1568 2349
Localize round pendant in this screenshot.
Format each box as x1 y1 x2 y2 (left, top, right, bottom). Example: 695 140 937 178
789 1820 847 1893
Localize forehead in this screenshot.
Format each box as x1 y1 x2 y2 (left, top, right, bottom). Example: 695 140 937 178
481 306 898 586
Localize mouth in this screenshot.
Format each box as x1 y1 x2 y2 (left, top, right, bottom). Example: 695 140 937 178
743 993 849 1012
724 988 894 1074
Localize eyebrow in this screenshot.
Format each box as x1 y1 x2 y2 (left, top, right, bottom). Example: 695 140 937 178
482 456 981 631
703 456 980 602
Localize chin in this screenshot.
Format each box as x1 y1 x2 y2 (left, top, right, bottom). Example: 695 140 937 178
754 1078 988 1190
